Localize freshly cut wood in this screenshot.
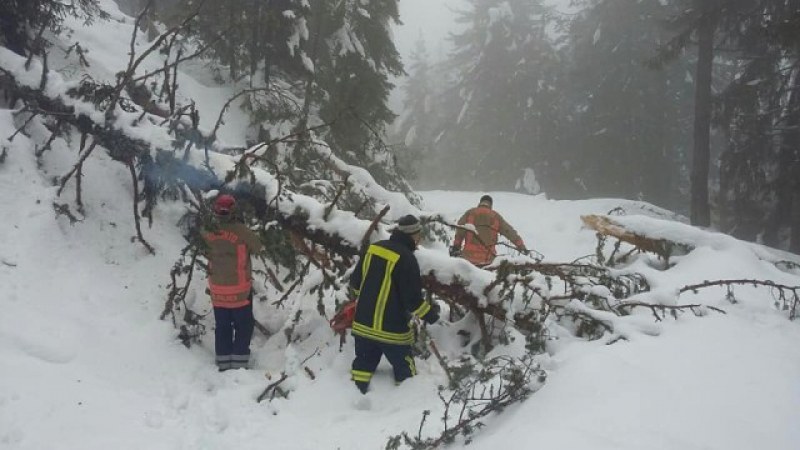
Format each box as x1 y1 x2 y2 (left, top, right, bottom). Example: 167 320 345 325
581 214 693 260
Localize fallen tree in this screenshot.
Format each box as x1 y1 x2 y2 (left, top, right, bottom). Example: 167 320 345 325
581 214 692 265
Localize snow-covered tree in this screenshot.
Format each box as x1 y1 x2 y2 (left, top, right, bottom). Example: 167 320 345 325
0 0 105 56
394 35 437 181
432 0 561 191
562 0 693 210
305 0 407 189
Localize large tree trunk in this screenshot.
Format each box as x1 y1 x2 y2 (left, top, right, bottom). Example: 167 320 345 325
791 189 800 254
298 1 324 131
766 69 800 248
787 69 800 253
690 13 716 227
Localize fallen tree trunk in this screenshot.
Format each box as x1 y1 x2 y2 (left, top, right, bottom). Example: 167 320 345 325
581 214 693 262
0 63 549 335
0 68 152 163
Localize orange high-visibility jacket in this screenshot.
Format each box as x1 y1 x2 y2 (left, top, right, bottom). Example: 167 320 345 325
453 205 525 266
202 219 263 308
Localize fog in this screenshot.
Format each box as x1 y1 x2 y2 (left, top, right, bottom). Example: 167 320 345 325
387 0 800 247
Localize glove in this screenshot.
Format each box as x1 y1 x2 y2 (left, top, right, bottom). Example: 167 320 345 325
423 302 441 325
449 246 462 257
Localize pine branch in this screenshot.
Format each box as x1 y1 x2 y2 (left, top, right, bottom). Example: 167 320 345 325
613 301 726 321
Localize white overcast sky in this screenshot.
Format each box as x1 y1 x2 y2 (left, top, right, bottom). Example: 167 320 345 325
389 0 467 112
393 0 467 64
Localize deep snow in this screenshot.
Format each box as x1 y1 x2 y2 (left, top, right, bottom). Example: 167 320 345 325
2 2 800 448
2 151 799 449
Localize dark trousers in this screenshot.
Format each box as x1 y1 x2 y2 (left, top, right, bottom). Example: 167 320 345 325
213 302 254 371
351 336 416 394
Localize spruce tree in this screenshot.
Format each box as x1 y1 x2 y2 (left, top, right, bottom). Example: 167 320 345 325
295 0 407 191
715 1 800 245
394 35 436 182
0 0 104 56
564 0 693 210
435 0 560 191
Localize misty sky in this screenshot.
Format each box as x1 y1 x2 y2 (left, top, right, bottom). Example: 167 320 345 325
394 0 575 63
390 0 574 112
393 0 467 63
388 0 466 112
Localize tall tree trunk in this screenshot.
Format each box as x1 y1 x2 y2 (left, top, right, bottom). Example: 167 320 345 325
298 2 324 131
228 7 237 80
787 69 800 253
690 13 716 227
765 70 799 247
791 187 800 254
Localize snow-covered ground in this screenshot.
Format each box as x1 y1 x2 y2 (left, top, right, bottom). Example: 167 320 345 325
2 2 800 448
2 149 799 449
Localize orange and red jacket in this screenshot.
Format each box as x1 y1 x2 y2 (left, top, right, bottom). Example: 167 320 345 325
453 204 525 266
202 219 263 308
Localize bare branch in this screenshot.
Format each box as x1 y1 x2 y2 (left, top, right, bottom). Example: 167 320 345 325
257 372 289 403
7 111 39 141
360 205 390 250
127 158 155 254
57 138 99 198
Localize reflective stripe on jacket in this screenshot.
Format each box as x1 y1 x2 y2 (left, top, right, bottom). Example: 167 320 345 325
453 205 524 266
349 233 434 345
202 220 263 308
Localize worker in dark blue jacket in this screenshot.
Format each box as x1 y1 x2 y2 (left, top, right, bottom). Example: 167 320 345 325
349 214 440 394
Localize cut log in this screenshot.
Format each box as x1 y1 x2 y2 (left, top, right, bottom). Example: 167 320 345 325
581 214 693 261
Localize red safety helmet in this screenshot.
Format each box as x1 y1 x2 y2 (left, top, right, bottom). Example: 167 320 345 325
214 194 236 215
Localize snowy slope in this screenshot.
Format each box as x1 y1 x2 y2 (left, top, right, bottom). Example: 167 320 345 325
2 2 800 449
2 146 799 449
425 191 800 450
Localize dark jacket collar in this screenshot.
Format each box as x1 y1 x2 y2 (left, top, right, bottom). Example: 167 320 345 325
389 231 417 251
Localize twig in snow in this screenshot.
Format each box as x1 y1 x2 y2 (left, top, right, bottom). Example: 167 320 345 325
7 111 39 141
126 158 155 254
257 372 289 403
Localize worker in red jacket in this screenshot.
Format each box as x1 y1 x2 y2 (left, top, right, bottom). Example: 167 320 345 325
202 194 263 371
450 195 526 267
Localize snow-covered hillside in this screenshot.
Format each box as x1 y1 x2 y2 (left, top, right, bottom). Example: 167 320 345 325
2 156 800 449
2 2 800 449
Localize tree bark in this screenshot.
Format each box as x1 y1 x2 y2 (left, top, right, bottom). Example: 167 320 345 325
787 70 800 253
766 69 800 248
690 12 716 227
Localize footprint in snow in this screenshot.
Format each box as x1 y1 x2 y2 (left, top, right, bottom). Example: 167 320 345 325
5 331 77 364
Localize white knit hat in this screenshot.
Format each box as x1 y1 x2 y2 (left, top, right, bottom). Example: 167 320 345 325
396 214 422 234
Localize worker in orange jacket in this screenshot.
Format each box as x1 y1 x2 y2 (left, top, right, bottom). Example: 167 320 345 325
202 194 263 371
449 195 526 267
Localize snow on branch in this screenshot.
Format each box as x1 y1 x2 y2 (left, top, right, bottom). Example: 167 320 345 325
583 213 800 268
679 279 800 320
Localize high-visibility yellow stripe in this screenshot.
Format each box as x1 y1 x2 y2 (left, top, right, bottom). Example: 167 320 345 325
374 260 396 329
363 244 400 331
358 253 373 296
352 322 413 340
411 300 431 318
405 356 417 376
367 245 400 263
352 322 414 345
351 370 373 382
